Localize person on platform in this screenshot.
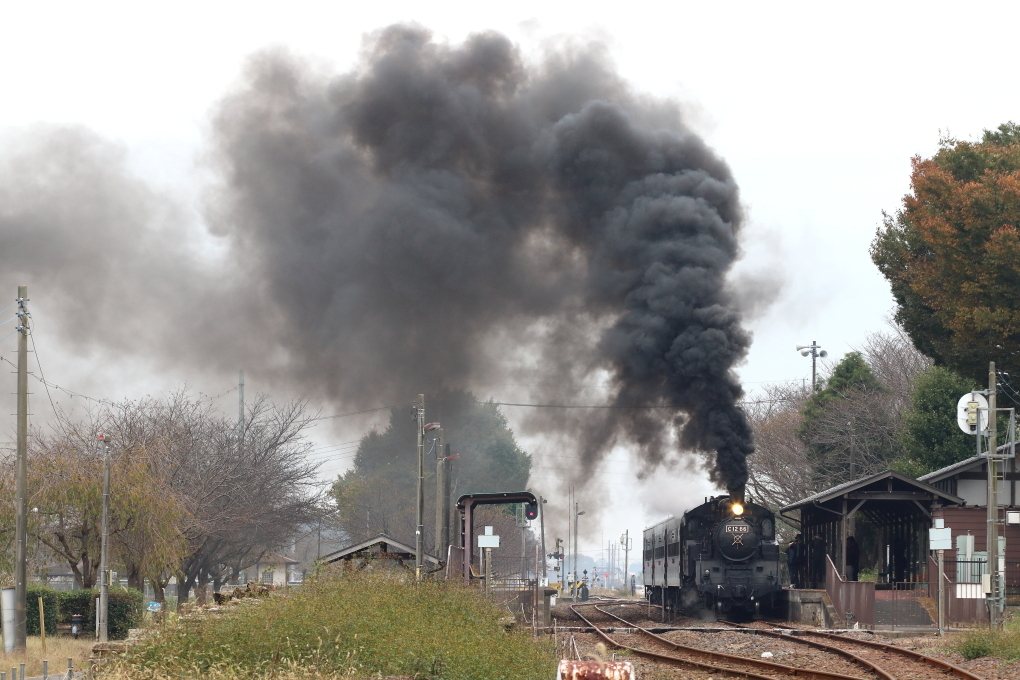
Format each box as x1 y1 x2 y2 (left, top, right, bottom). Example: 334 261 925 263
845 536 860 581
809 535 827 588
785 534 804 587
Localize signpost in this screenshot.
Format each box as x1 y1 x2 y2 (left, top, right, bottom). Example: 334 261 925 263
929 519 951 636
478 526 499 597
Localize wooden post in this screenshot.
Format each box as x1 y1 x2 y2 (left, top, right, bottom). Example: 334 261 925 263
37 597 45 653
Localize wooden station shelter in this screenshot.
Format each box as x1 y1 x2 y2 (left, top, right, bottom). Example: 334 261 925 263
781 470 963 585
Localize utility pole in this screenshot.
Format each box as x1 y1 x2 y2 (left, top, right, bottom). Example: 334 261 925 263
434 428 445 564
848 420 856 478
573 502 584 594
98 434 111 642
14 286 28 651
415 394 425 581
539 496 547 583
796 341 828 390
987 362 1000 629
238 370 245 442
621 530 631 592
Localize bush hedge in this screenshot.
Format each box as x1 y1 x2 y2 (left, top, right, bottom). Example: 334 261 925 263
26 586 58 636
13 587 144 640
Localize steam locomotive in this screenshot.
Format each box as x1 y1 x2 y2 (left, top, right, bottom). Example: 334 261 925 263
643 495 781 616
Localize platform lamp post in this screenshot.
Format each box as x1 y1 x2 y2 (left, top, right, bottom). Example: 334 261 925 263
796 341 828 390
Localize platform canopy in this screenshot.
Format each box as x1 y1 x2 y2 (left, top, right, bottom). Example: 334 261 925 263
781 470 963 583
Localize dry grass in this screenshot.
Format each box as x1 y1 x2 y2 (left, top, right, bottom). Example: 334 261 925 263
0 636 93 677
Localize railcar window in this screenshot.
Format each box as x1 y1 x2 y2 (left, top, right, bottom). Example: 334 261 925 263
761 518 773 538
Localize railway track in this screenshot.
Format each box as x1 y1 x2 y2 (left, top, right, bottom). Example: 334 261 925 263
569 603 869 680
718 620 985 680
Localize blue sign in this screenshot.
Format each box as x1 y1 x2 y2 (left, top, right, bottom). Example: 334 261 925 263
146 601 162 612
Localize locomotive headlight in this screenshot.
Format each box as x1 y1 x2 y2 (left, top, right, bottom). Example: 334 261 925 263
732 502 744 516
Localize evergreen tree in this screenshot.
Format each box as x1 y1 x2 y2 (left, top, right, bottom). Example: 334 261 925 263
894 366 978 476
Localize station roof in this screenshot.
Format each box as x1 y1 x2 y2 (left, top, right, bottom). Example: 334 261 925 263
781 469 963 514
320 533 440 565
917 456 984 484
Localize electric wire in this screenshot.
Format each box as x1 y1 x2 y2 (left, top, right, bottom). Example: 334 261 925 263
0 316 17 328
488 397 793 409
29 324 61 421
310 404 408 421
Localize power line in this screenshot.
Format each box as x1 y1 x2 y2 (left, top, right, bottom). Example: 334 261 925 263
27 321 60 421
488 398 793 409
310 404 407 421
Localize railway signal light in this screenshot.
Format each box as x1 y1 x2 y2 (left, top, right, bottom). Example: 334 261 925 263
524 501 538 520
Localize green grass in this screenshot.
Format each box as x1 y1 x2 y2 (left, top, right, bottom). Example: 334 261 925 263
957 619 1020 661
115 571 555 680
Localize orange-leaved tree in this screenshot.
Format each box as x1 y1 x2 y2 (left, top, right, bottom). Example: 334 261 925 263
871 122 1020 383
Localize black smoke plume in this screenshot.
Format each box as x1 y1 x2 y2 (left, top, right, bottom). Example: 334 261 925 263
0 26 755 494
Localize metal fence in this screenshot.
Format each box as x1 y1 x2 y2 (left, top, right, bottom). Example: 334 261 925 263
874 581 935 630
486 577 539 621
928 556 987 627
825 556 874 629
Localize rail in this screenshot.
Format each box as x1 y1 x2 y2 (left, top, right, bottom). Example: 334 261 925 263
572 603 868 680
719 620 985 680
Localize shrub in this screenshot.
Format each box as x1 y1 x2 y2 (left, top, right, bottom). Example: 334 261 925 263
122 572 554 680
108 589 143 639
957 625 1020 661
958 632 993 660
54 588 143 640
57 590 96 627
26 586 58 635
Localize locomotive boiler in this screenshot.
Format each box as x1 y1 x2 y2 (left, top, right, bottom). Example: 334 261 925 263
643 495 781 616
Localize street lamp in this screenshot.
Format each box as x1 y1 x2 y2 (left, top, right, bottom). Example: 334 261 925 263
796 341 828 390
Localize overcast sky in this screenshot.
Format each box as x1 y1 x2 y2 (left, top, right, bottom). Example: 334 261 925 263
2 0 1018 565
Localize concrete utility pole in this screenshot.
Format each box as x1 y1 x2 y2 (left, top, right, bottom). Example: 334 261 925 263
238 370 245 443
415 394 425 581
796 341 828 390
621 530 630 590
14 286 28 651
434 429 446 563
573 502 584 593
98 434 111 642
539 497 547 583
987 362 1000 629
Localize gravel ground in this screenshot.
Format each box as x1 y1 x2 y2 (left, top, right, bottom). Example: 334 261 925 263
551 601 1017 680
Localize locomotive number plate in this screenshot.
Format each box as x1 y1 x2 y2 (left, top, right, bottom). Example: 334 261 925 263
725 525 749 533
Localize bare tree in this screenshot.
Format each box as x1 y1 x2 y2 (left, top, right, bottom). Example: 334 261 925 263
744 382 814 538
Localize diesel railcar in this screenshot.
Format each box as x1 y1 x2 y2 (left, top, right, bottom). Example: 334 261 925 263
643 495 781 616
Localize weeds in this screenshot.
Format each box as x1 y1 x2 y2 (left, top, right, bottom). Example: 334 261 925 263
0 635 94 676
114 571 554 680
956 622 1020 661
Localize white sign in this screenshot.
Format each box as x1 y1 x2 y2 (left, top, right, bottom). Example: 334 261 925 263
478 535 500 548
957 393 989 434
929 527 952 551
